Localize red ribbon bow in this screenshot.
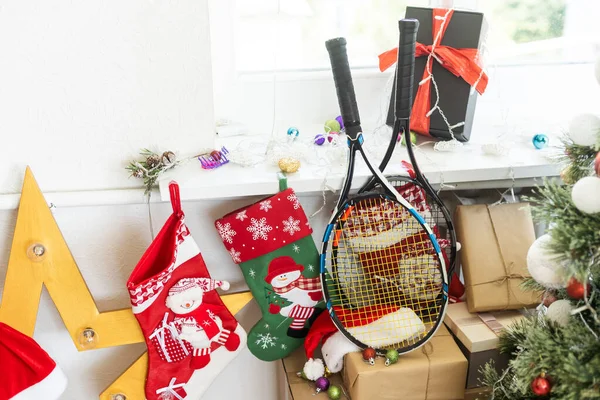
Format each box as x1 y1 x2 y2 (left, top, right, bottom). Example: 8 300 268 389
378 8 488 136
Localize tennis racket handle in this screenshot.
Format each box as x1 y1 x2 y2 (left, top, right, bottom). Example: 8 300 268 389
395 19 419 120
325 37 361 132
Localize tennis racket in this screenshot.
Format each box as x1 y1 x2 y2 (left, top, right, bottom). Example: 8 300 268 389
321 19 449 355
360 43 458 281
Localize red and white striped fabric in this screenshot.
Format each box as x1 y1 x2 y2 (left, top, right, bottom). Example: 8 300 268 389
289 305 315 330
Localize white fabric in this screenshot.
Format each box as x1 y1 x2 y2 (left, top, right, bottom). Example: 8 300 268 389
182 324 247 399
321 332 360 373
11 365 68 400
348 307 426 348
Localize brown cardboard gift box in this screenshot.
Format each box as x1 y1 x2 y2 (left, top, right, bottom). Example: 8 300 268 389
282 347 349 400
342 325 467 400
444 302 526 388
455 203 541 313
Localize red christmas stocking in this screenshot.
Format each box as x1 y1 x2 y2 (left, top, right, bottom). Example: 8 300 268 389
127 182 246 400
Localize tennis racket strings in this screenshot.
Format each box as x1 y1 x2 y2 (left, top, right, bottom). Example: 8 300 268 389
325 195 445 349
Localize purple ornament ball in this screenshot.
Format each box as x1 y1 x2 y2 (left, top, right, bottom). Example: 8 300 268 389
314 134 326 146
315 376 330 392
335 115 344 130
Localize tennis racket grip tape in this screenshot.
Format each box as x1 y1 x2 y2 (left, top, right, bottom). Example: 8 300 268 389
395 19 419 120
325 37 360 131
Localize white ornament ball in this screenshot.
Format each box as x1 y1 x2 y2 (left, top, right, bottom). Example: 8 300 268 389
568 113 600 147
527 234 567 289
572 176 600 214
595 56 600 85
546 299 573 327
303 358 325 381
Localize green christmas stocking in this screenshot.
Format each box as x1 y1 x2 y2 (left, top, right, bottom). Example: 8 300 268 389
215 183 324 361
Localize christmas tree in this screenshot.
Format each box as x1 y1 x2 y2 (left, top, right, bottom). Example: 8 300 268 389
264 287 293 309
482 62 600 399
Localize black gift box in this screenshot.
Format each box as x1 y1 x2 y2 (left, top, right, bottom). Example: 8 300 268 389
386 7 486 142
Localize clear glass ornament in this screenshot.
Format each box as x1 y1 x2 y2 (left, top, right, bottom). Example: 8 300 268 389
111 394 126 400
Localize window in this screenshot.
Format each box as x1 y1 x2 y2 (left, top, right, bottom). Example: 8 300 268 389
209 0 600 139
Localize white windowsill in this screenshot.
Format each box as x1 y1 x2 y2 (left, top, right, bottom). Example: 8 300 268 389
158 133 562 202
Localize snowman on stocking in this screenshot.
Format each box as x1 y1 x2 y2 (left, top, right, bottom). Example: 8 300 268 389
265 256 322 338
164 278 240 369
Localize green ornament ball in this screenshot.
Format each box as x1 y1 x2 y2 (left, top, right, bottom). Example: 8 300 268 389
400 131 417 146
385 349 399 366
297 370 308 380
324 119 341 133
327 385 342 400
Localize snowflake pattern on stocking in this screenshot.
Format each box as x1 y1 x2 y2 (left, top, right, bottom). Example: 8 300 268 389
259 200 272 212
236 210 248 221
282 216 301 236
246 217 273 240
216 221 237 244
248 268 256 279
229 247 241 263
255 333 278 349
287 193 301 210
292 244 300 253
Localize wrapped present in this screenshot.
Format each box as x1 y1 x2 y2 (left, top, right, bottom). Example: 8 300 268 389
444 302 527 388
149 313 193 363
342 325 467 400
465 387 492 400
380 7 488 142
282 348 349 400
455 203 541 312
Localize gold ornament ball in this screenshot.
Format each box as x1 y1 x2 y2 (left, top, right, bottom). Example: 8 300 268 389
278 157 301 173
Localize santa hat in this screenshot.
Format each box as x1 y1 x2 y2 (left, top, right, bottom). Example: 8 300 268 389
166 278 230 308
302 304 427 379
0 322 67 400
264 256 304 284
302 310 360 380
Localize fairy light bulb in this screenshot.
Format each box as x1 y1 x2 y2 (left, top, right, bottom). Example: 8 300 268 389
26 243 46 262
111 394 126 400
78 327 99 350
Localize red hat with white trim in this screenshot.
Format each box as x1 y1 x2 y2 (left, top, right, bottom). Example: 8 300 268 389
264 256 304 283
0 322 67 400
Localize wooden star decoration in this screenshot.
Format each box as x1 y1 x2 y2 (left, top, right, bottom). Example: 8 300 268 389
0 167 252 399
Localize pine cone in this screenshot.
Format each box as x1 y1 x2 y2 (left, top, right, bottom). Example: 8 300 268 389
132 169 145 179
146 154 161 169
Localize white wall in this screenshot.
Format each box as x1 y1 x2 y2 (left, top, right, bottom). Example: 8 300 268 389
0 0 215 194
0 191 334 399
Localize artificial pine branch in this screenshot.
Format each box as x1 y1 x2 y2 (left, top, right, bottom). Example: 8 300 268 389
557 136 597 184
526 180 600 278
